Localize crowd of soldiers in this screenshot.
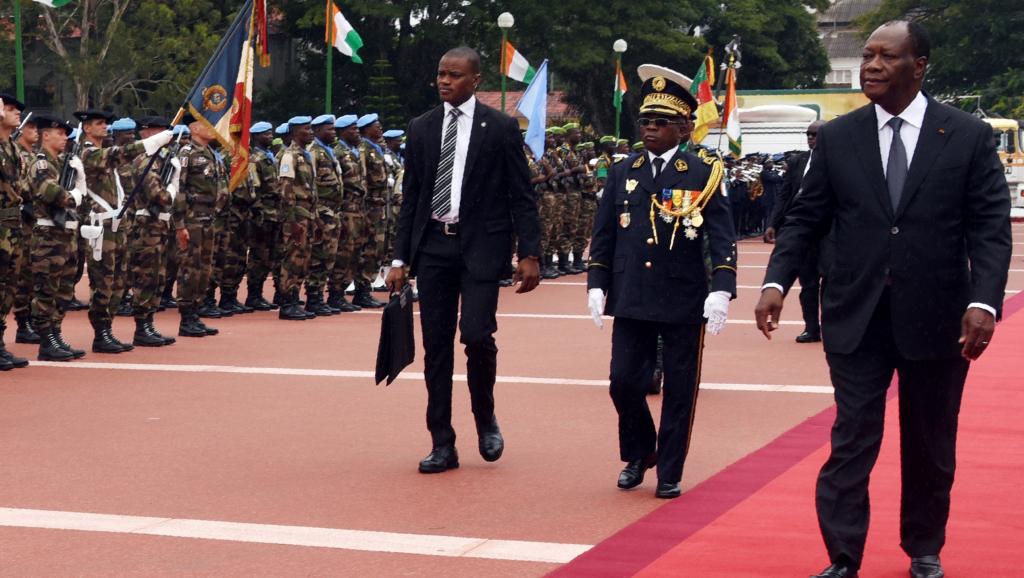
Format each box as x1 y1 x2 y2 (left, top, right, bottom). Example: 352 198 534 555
0 91 407 369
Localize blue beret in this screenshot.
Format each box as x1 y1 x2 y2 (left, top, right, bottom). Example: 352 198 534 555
274 123 289 135
288 116 312 126
334 114 358 129
382 129 405 139
312 114 335 127
356 113 379 128
250 121 273 134
172 124 191 136
110 118 137 132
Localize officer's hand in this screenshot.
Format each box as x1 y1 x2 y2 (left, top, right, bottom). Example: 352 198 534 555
703 291 731 335
385 266 406 293
959 307 996 360
513 256 540 294
588 288 605 329
763 227 776 244
176 228 190 251
754 287 784 340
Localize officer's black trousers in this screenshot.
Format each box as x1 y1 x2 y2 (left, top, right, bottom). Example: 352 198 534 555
797 244 821 335
609 317 704 485
818 291 968 569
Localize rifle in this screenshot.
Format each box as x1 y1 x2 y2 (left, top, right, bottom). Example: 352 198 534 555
11 112 32 142
116 110 184 220
59 122 83 191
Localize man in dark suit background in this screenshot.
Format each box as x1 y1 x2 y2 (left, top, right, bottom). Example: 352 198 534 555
385 47 541 474
755 21 1011 578
764 119 826 343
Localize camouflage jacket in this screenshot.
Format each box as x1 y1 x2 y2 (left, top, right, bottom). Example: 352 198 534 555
80 140 146 214
544 148 565 192
310 138 343 209
278 142 316 222
359 138 388 202
128 151 174 221
173 142 229 229
335 141 367 212
30 150 77 223
557 144 582 191
16 142 35 206
0 139 20 213
250 146 281 222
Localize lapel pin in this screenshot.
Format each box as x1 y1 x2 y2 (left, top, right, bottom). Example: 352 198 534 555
675 159 688 172
481 121 487 127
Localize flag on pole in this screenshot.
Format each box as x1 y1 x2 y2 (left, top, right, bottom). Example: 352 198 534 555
613 63 627 109
516 60 549 160
501 40 537 84
33 0 72 6
185 0 257 190
723 66 742 157
326 2 364 64
253 0 271 67
690 53 719 143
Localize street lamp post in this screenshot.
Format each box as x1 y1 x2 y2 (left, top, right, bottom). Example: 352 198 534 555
498 12 515 113
613 39 628 139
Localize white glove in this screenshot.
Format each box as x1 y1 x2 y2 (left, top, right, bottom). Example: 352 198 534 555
703 290 731 336
166 157 182 200
142 129 174 156
69 156 86 206
588 288 606 329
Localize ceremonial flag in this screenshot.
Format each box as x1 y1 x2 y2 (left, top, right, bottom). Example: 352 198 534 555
613 63 627 109
33 0 72 7
690 52 719 143
501 40 536 84
253 0 270 67
516 59 549 160
326 2 364 64
723 66 742 157
185 0 257 190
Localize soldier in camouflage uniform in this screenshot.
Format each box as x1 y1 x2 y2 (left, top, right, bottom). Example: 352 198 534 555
304 114 344 316
201 144 236 319
328 115 365 313
276 116 317 321
160 124 190 311
110 118 138 318
29 114 87 361
354 114 386 309
13 112 40 345
214 148 256 315
174 117 229 337
76 108 172 353
124 116 179 347
554 122 585 274
0 93 30 369
243 122 280 311
540 127 565 277
574 141 598 271
381 129 405 264
527 138 557 280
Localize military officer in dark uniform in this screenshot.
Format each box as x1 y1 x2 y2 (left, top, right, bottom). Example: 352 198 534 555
587 65 737 499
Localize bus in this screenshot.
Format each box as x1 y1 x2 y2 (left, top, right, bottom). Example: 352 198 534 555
984 118 1024 208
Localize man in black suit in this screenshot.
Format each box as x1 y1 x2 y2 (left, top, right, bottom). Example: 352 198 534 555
764 120 826 343
755 22 1011 578
588 64 737 499
385 47 541 474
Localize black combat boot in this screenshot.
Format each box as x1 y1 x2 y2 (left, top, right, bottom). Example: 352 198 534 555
0 324 29 369
38 330 75 361
328 289 359 313
147 315 176 345
133 318 166 347
178 309 207 338
116 293 134 317
93 323 126 354
195 314 219 336
67 297 88 311
571 251 587 274
15 314 41 344
197 295 224 318
160 280 177 309
278 293 309 321
557 253 570 274
111 323 135 352
352 284 385 309
306 290 335 317
51 325 85 359
0 352 12 371
219 291 252 314
245 285 274 311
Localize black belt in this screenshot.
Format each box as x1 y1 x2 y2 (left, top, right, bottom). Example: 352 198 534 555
429 219 458 236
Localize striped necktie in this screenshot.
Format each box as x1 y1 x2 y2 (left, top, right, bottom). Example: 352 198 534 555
431 108 462 217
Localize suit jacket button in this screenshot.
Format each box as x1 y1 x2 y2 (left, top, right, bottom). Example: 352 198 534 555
646 238 654 245
644 261 652 269
891 226 899 235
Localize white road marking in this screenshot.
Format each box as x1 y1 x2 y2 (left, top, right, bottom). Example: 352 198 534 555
350 310 806 324
0 507 592 564
29 361 832 393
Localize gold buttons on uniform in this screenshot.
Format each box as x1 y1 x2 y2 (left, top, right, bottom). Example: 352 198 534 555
646 238 654 245
644 261 652 269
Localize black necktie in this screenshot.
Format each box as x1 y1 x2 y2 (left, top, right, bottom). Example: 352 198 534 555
886 117 907 211
652 157 665 180
432 108 462 217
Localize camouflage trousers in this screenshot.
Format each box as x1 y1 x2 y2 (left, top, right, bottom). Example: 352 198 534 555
129 215 169 319
219 208 251 295
279 217 313 296
246 219 282 293
30 225 78 332
176 220 215 314
306 207 342 294
0 223 22 321
13 222 33 317
538 191 559 256
555 190 582 254
331 210 370 293
86 224 129 330
574 195 598 255
361 203 384 282
209 217 228 295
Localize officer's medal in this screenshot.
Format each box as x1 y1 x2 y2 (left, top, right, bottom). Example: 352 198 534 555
619 199 631 228
625 179 638 193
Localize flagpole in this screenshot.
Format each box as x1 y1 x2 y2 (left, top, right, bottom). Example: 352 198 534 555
613 39 627 139
326 1 334 114
497 13 514 113
14 0 25 102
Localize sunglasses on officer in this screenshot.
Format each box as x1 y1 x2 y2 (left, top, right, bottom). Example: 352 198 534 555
638 117 684 128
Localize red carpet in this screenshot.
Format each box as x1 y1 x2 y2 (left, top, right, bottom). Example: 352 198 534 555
553 293 1024 577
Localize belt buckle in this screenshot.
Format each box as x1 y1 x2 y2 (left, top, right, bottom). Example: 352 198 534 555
442 222 457 236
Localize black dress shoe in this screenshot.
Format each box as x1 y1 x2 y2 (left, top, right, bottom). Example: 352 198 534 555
796 330 822 343
810 562 858 578
617 452 657 489
655 481 681 499
479 427 504 462
910 555 943 578
418 446 459 473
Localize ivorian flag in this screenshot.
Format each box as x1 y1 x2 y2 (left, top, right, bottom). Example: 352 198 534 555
613 63 627 109
327 1 364 64
185 0 257 190
33 0 72 6
690 53 719 143
501 40 536 84
723 67 742 157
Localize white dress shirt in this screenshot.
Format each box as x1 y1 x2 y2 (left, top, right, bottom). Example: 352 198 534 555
647 148 677 179
433 95 476 223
